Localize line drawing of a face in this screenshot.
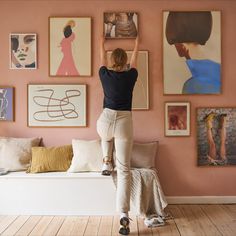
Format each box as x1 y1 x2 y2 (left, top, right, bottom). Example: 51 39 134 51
11 34 36 68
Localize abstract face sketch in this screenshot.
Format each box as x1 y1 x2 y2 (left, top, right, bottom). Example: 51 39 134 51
163 11 221 94
28 84 86 127
49 17 91 77
10 34 37 69
0 87 14 121
104 12 138 38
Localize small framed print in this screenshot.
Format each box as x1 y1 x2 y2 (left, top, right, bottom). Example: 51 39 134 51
165 102 190 136
28 84 86 127
104 12 138 38
10 33 37 69
0 86 14 121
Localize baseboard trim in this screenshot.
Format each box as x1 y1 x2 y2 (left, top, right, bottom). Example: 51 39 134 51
166 196 236 204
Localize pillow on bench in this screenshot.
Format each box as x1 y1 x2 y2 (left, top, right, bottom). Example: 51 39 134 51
27 145 73 173
0 137 41 171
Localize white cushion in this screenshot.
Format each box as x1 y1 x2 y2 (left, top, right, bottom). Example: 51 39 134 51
0 137 41 171
67 139 103 172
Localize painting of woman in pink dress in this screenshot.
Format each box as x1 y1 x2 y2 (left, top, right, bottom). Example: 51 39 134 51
56 20 79 76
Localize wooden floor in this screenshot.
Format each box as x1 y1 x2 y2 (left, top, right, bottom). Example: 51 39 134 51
0 205 236 236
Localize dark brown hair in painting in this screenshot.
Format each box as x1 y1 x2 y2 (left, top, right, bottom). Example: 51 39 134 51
165 11 213 45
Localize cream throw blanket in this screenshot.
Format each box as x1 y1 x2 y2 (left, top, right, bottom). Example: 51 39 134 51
112 168 168 218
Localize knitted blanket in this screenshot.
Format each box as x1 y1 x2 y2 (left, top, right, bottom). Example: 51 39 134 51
112 168 168 218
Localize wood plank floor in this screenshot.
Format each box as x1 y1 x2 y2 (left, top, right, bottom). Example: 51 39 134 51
0 204 236 236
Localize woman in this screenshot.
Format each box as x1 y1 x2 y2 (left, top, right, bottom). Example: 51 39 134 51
97 36 138 235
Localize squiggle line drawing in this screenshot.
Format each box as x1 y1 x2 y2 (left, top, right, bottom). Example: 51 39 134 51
0 89 8 120
33 89 81 122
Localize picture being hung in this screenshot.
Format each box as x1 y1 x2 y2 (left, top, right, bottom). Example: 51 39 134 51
165 102 190 137
28 84 86 127
49 17 91 77
10 33 37 69
163 11 221 95
107 50 149 110
0 87 14 121
104 12 138 38
197 107 236 166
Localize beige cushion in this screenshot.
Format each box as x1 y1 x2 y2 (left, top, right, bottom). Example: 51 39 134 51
68 139 103 172
27 145 73 173
113 141 158 169
0 137 41 171
131 141 158 168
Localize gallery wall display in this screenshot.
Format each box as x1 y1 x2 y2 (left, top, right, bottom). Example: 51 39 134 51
197 107 236 166
49 17 91 77
0 87 14 121
163 11 221 95
9 33 37 69
104 12 138 38
165 102 190 136
107 50 149 110
28 84 87 127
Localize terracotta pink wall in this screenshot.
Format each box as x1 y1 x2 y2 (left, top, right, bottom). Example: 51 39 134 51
0 0 236 196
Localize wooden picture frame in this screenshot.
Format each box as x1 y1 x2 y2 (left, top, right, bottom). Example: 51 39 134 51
0 86 15 121
104 12 138 39
106 50 149 110
49 17 92 77
9 33 37 69
163 11 221 95
165 102 190 136
27 84 87 127
197 107 236 166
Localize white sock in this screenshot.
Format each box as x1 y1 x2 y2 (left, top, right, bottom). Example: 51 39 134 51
120 212 129 219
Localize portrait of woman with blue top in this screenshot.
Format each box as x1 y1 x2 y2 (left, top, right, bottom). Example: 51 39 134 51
164 11 221 94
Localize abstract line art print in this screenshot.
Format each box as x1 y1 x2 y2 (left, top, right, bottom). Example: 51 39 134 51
0 87 14 121
28 84 86 127
49 17 91 77
107 50 149 110
10 33 37 69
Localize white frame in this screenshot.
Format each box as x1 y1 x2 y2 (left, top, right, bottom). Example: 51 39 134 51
9 33 37 69
28 84 87 127
165 102 190 136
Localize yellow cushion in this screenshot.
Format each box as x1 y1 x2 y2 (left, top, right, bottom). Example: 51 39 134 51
27 145 73 173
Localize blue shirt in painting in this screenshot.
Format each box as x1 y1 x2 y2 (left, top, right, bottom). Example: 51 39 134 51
182 59 221 94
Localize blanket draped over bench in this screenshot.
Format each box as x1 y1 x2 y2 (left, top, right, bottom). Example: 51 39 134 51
112 168 168 218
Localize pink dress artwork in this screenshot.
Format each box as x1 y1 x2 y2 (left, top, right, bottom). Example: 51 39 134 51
56 32 80 76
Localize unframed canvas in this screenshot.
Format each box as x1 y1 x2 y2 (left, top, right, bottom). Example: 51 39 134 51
197 107 236 166
49 17 91 77
28 84 86 127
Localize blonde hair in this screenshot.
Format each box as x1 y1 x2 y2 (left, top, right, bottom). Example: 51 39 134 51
111 48 128 71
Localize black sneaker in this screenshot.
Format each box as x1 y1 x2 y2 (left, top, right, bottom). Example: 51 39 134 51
119 217 130 235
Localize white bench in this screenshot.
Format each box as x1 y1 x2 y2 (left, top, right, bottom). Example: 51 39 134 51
0 171 133 215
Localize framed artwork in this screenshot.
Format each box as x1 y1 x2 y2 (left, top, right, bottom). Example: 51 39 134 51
165 102 190 136
28 84 86 127
9 33 37 69
49 17 91 77
163 11 221 94
197 107 236 166
0 87 14 121
104 12 138 38
107 50 149 110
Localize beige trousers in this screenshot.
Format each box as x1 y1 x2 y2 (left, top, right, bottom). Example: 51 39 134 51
97 108 133 213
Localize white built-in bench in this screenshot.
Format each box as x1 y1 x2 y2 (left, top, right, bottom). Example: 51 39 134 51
0 171 135 215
